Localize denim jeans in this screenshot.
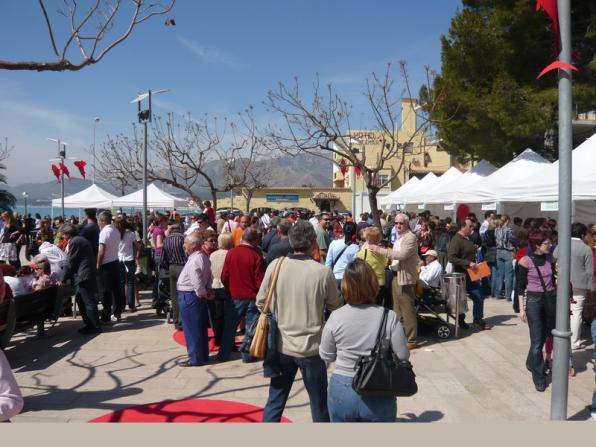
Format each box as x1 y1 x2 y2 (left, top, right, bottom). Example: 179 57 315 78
217 298 259 362
466 276 484 322
262 353 330 422
525 294 549 387
119 260 136 310
328 373 396 422
495 249 514 300
489 263 499 297
151 254 161 304
177 291 209 365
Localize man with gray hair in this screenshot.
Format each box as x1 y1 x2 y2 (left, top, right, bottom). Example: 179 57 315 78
258 220 341 422
60 224 101 334
97 211 124 322
369 213 420 349
219 227 265 362
265 219 292 266
176 233 213 366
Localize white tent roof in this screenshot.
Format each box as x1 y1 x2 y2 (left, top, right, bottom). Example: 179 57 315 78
457 149 551 203
51 184 117 208
379 177 420 206
423 160 497 204
403 167 463 204
397 172 438 204
111 183 188 208
497 133 596 202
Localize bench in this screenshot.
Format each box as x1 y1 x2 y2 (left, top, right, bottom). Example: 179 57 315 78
0 285 60 349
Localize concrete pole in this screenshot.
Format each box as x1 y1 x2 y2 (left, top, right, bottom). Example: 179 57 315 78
142 118 148 246
59 140 65 219
550 0 572 421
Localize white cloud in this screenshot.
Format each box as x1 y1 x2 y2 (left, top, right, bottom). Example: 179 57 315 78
177 35 245 69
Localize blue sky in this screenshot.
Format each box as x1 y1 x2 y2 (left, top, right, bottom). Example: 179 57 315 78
0 0 461 185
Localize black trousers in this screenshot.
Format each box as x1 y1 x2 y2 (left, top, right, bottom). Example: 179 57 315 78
98 260 124 320
75 278 101 330
208 288 230 346
169 264 184 329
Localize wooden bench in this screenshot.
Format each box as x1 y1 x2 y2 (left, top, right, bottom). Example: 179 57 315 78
0 285 59 349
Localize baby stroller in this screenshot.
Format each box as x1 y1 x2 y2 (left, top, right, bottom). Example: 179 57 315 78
154 267 172 319
415 285 454 339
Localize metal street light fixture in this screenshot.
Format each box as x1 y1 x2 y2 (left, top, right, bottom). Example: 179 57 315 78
130 89 169 245
22 191 28 217
47 137 71 219
93 117 100 184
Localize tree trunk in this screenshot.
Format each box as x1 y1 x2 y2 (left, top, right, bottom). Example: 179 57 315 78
368 188 382 229
210 189 218 212
244 190 254 213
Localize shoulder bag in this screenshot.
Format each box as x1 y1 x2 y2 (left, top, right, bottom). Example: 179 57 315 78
352 308 418 397
248 256 285 359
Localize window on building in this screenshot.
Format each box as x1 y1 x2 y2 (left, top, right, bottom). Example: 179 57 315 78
403 142 413 154
373 174 390 188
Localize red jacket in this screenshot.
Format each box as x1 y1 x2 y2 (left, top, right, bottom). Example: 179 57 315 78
221 244 265 299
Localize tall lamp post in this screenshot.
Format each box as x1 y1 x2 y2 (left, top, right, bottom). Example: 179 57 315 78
93 117 100 184
130 89 169 245
47 138 70 219
22 192 28 216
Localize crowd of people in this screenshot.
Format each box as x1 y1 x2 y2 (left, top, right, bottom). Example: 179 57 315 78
0 204 595 422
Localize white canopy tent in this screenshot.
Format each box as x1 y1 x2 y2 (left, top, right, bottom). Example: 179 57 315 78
403 166 463 205
51 184 117 208
111 183 188 208
398 172 438 211
379 176 420 207
496 134 596 223
458 149 551 203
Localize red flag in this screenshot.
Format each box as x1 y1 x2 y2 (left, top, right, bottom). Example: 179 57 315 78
536 0 558 51
51 164 61 182
339 158 347 176
536 60 579 79
354 165 361 178
74 160 87 179
59 162 71 181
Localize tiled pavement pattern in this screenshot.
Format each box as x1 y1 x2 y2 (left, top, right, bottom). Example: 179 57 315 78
5 296 595 422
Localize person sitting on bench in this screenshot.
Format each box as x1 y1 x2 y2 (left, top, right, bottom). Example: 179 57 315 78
31 260 54 291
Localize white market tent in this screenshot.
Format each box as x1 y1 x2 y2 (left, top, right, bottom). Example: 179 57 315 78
398 172 438 210
379 176 420 207
424 160 497 204
496 134 596 223
111 183 188 208
403 166 463 205
457 149 551 204
51 184 117 208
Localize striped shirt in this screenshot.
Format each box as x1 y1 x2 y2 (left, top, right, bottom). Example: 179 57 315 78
161 232 187 269
177 250 212 297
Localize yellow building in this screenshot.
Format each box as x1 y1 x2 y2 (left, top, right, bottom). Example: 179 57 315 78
216 187 353 213
332 98 453 195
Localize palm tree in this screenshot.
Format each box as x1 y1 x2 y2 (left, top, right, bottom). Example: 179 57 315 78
0 163 15 209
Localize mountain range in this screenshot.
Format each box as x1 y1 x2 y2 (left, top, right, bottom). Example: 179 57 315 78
7 154 332 204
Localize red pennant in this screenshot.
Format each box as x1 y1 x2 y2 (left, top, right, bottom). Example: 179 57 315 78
51 164 61 183
354 165 361 178
74 160 87 179
59 162 71 181
536 0 558 52
536 60 579 79
339 158 347 176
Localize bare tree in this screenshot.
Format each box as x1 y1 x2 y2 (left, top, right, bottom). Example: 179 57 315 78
97 109 276 209
0 0 175 72
265 62 440 228
0 137 13 163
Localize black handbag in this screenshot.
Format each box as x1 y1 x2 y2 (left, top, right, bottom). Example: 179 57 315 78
352 308 418 397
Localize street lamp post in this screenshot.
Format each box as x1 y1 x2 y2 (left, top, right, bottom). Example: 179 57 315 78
93 117 100 184
22 192 28 216
47 138 70 219
130 89 169 245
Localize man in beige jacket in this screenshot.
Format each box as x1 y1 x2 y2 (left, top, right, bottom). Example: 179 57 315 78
369 213 419 349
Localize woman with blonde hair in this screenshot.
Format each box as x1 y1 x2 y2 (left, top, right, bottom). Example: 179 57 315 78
320 258 409 422
208 232 234 348
357 226 390 308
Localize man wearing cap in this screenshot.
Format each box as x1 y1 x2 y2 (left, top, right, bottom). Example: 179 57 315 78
419 249 443 290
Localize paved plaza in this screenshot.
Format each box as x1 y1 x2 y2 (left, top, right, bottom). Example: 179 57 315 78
4 295 595 423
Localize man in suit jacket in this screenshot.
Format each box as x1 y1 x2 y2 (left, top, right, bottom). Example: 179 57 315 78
369 213 419 349
60 224 102 334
